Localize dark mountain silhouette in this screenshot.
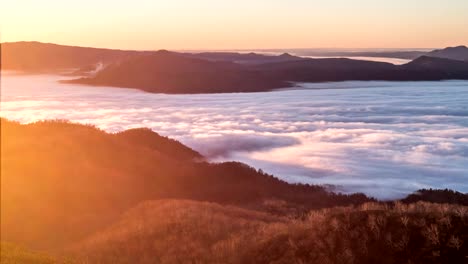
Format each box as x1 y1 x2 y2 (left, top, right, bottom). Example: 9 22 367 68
253 58 398 82
68 54 468 93
185 52 305 64
404 55 468 70
401 189 468 206
64 51 288 93
400 56 468 79
426 45 468 61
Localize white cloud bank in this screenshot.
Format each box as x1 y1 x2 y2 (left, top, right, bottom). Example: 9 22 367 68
2 73 468 199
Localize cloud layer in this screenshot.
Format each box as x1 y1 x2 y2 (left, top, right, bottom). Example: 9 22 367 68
2 73 468 199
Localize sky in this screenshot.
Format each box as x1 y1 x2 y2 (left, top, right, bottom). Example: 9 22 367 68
1 0 468 50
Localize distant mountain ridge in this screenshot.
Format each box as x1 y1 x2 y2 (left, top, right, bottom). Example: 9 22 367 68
185 51 305 64
3 42 468 93
404 55 468 72
426 45 468 61
1 41 147 72
0 41 304 72
69 53 468 93
64 51 288 93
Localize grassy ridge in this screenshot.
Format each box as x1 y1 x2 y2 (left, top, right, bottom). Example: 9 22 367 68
0 243 57 264
72 200 468 264
2 200 467 263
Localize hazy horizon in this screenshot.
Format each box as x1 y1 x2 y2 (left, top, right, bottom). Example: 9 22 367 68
2 0 467 50
1 40 441 52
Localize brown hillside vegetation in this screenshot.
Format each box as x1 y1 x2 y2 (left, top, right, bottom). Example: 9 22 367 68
0 243 59 264
72 200 283 263
0 118 371 250
72 200 468 264
1 200 466 264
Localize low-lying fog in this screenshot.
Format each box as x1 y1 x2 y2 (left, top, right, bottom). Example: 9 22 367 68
2 73 467 199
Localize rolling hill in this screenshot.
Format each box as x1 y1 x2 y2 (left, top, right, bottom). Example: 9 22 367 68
72 200 468 264
426 45 468 61
0 118 371 250
64 51 288 93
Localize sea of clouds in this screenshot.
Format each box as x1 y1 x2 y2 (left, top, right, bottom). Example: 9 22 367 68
2 73 468 199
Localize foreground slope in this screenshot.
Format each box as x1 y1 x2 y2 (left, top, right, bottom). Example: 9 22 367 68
0 242 59 264
2 199 466 264
72 199 283 263
73 200 467 264
0 118 370 250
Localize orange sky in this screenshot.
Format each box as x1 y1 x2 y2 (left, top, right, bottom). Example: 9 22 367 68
1 0 467 50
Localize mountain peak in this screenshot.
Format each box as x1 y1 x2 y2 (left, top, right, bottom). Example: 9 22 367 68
405 55 468 72
279 52 294 57
155 49 174 55
427 45 468 61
